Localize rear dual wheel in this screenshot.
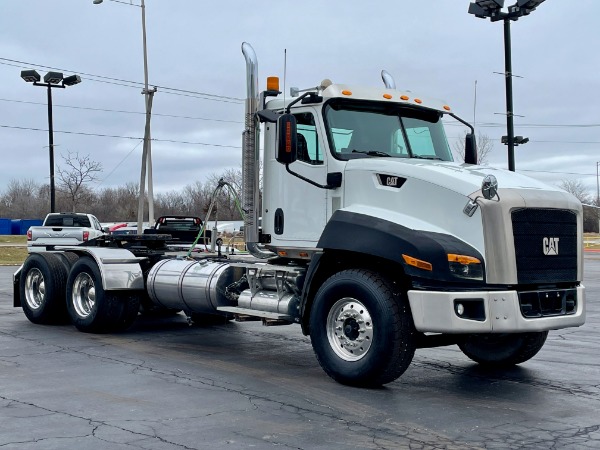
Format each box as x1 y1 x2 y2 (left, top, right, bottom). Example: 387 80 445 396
20 253 70 324
66 257 140 333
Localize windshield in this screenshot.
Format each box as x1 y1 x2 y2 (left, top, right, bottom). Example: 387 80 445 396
323 100 453 162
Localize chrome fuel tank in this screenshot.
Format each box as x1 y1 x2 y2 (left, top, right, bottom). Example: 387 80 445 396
146 259 242 313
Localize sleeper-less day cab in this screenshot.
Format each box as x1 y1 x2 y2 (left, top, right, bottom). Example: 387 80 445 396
12 43 584 386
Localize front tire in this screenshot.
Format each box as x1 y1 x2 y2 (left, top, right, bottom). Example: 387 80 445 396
20 253 69 324
66 257 140 333
458 331 548 368
309 269 415 387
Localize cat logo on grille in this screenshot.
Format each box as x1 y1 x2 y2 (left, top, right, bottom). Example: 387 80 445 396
543 237 560 255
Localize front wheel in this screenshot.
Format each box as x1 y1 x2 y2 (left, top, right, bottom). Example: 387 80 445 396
458 331 548 368
66 257 140 333
309 269 415 387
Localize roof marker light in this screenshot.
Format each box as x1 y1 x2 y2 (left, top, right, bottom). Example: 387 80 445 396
443 105 451 111
414 98 423 104
267 76 280 91
383 94 392 99
342 90 352 96
400 95 409 101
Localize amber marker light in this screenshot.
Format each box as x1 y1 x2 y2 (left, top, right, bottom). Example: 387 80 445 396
383 93 392 99
299 251 309 258
402 254 433 271
278 250 288 257
443 105 451 111
267 76 280 91
342 90 352 96
447 254 481 265
400 95 409 101
414 98 423 104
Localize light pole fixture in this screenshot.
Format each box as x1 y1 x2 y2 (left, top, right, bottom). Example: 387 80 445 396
20 69 82 213
468 0 546 172
501 135 528 146
93 0 157 233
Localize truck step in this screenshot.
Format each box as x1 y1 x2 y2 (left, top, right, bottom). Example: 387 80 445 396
217 306 292 321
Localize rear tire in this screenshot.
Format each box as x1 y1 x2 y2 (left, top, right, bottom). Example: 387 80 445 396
309 269 415 387
20 253 69 324
66 257 139 333
458 331 548 368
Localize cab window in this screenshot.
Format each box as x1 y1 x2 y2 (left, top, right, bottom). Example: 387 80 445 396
294 112 323 165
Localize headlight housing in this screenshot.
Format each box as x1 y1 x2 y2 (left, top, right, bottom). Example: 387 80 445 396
448 254 483 280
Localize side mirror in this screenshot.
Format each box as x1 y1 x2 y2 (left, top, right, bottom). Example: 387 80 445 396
276 113 297 165
464 133 478 165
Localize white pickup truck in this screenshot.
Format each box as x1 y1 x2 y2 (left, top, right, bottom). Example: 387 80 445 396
27 213 107 251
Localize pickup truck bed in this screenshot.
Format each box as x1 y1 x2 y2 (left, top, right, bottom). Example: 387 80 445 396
27 213 106 251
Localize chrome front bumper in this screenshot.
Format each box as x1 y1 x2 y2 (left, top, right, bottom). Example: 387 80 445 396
408 286 585 333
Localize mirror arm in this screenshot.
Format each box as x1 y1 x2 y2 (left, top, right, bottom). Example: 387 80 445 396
285 92 312 113
449 113 474 134
285 164 337 190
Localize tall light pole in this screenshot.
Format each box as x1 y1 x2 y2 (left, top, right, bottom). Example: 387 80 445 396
468 0 545 172
20 70 82 213
93 0 156 233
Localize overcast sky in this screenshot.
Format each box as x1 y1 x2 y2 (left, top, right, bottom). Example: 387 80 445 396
1 0 599 199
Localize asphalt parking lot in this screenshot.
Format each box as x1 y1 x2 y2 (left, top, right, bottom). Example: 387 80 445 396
1 256 599 449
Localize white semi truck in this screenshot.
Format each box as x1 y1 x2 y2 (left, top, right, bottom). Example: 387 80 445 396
12 43 585 386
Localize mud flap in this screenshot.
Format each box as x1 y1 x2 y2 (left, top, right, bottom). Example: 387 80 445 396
13 268 21 307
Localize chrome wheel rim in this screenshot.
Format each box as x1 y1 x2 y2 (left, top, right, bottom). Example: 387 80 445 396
72 272 96 319
326 298 373 361
24 268 45 310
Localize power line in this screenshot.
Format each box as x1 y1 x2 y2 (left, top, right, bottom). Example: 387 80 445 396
97 139 144 186
448 134 600 145
518 169 598 177
0 124 241 149
0 58 244 104
0 98 243 124
444 120 600 129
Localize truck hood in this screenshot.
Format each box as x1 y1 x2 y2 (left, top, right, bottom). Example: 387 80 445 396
344 158 562 197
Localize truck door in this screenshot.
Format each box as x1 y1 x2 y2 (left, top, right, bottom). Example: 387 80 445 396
264 109 328 247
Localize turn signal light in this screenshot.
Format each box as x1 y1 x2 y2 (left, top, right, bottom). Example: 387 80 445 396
402 254 433 271
447 254 481 265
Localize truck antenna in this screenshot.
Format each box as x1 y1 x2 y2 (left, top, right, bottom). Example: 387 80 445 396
283 48 287 108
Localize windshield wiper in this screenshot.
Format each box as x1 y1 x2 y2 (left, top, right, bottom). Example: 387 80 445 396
351 149 391 157
412 155 443 161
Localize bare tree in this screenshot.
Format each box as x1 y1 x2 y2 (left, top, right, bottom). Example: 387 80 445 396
57 152 103 212
559 179 598 232
453 132 494 165
0 179 49 218
558 179 592 204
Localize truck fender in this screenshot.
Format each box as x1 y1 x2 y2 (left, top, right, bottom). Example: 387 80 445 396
51 247 145 291
316 210 485 284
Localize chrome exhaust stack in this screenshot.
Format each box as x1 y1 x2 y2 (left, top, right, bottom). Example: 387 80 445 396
241 42 274 259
